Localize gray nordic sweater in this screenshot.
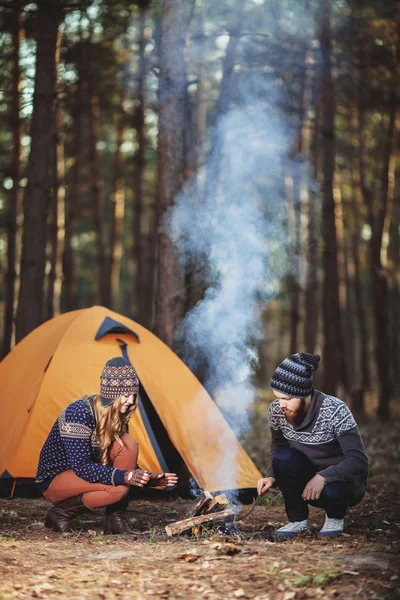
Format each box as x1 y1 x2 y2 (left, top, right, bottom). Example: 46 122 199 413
266 389 369 484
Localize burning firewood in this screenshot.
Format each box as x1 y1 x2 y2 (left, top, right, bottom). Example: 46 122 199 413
166 491 233 537
204 493 230 514
185 492 230 518
184 491 214 518
165 509 235 537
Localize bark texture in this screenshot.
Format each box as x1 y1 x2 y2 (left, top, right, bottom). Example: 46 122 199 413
2 4 23 356
16 4 62 342
154 0 188 347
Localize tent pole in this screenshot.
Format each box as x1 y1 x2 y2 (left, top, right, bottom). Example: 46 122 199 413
10 478 17 498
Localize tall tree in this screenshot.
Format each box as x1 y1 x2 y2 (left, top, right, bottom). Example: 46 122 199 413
16 1 62 342
183 0 208 317
348 104 370 411
83 39 108 306
62 78 81 312
133 1 149 324
106 87 126 310
2 2 23 357
304 71 321 354
357 33 399 419
213 0 246 120
319 0 347 394
288 46 312 355
286 169 301 355
388 195 400 390
46 82 65 320
204 0 246 198
154 0 188 347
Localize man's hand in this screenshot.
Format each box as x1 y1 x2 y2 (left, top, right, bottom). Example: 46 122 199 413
302 474 326 501
257 477 275 496
146 472 179 488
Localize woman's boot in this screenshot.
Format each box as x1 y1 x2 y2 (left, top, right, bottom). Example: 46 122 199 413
103 496 130 535
44 494 88 533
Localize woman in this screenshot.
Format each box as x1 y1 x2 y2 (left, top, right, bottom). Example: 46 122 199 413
36 356 178 534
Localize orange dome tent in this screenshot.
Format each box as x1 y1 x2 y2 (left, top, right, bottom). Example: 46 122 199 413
0 306 261 495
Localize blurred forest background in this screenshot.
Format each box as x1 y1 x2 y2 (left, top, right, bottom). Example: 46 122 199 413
0 0 399 420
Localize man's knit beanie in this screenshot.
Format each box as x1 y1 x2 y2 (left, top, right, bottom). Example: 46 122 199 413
270 353 320 399
100 357 139 407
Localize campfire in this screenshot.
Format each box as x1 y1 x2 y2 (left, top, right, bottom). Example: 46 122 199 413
165 491 235 537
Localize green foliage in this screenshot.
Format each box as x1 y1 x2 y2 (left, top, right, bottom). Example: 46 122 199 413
294 563 340 586
148 527 161 544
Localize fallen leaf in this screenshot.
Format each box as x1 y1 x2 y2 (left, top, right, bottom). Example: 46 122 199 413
233 589 246 598
32 582 54 598
44 570 58 579
177 553 199 563
211 542 241 556
283 592 296 600
272 561 280 568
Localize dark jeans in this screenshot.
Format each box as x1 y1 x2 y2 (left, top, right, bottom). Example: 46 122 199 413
273 447 366 521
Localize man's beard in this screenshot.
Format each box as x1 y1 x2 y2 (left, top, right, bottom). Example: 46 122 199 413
283 398 307 426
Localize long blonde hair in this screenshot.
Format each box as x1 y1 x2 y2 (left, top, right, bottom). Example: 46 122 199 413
93 394 137 466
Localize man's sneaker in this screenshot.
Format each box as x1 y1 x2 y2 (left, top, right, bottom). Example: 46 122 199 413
274 519 310 538
319 515 344 537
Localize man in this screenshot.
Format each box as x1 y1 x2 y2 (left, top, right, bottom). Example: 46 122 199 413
257 353 369 537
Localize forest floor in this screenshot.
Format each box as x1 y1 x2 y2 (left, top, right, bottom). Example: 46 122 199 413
0 419 399 600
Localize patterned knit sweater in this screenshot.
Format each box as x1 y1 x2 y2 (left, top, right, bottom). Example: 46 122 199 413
266 389 369 484
36 396 126 490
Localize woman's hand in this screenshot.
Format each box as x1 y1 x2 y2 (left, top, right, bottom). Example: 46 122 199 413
146 472 179 488
302 474 326 501
124 469 151 487
257 476 275 496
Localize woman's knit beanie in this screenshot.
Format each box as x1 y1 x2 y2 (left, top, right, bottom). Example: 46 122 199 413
270 353 320 399
100 357 139 407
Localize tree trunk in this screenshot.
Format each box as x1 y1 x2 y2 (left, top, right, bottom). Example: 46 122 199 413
107 89 126 311
204 0 246 201
351 229 368 410
349 105 369 411
183 0 208 317
2 3 23 357
213 0 246 120
46 84 65 320
304 87 320 354
286 170 301 355
16 4 62 343
319 0 344 395
194 0 207 173
133 4 148 324
288 46 311 355
357 37 398 418
62 87 81 312
372 73 397 419
84 41 108 306
184 0 245 332
341 213 358 396
154 0 188 347
333 171 349 393
388 199 400 389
